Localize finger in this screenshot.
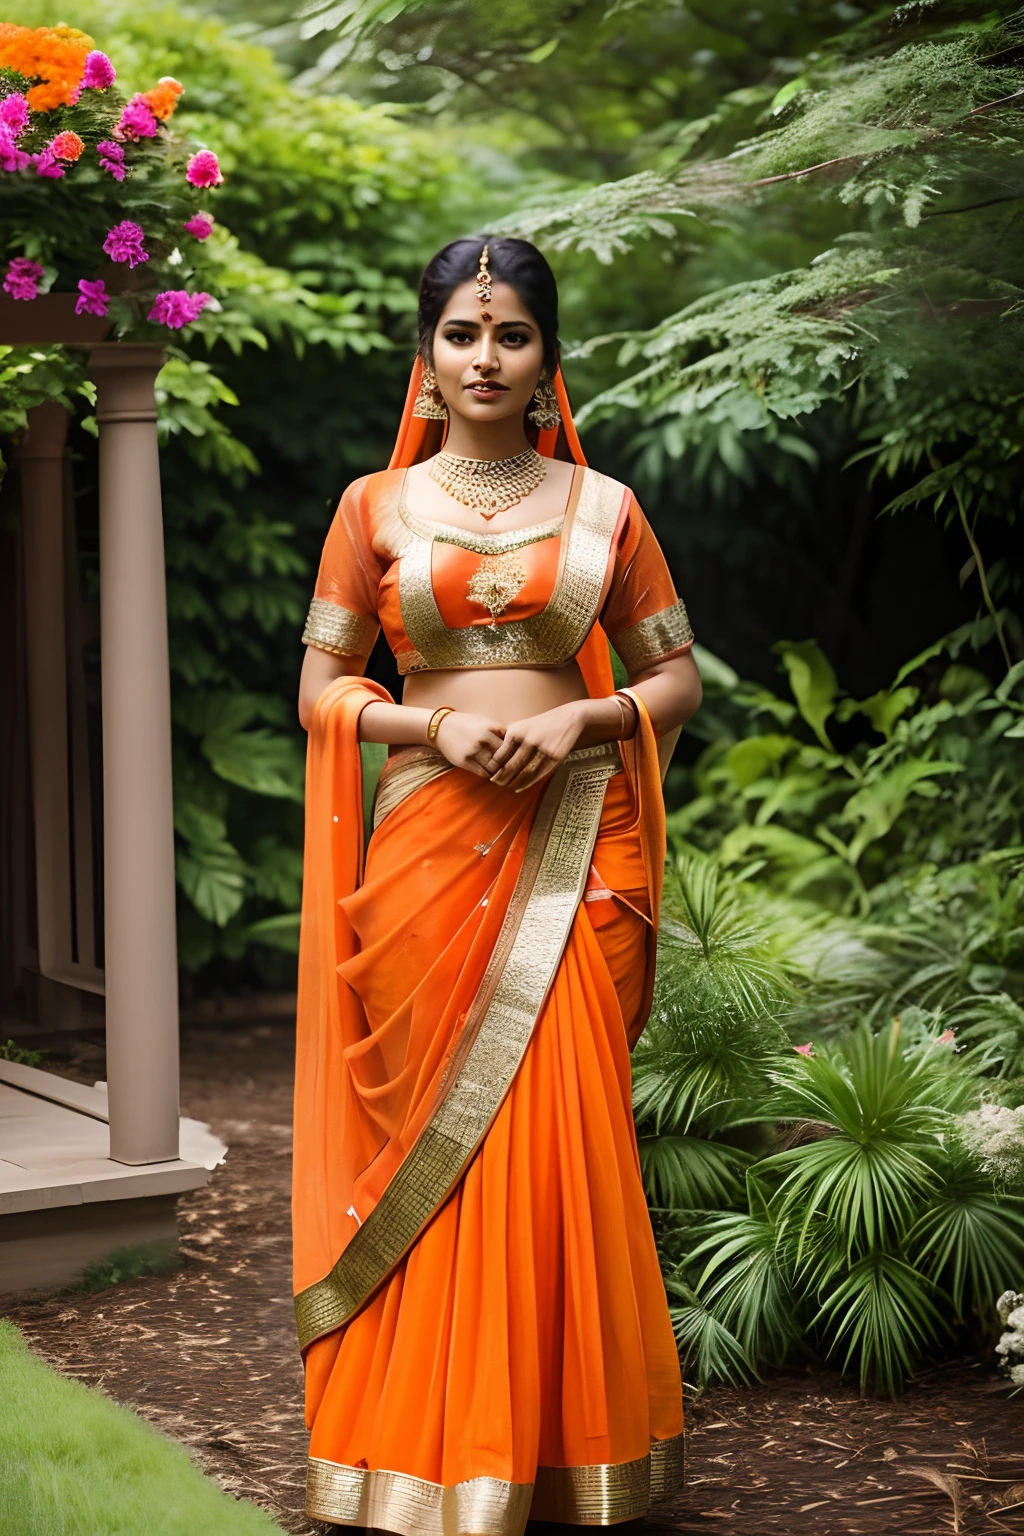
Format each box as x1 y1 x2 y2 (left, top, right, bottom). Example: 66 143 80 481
489 732 523 770
504 748 551 792
513 757 558 793
461 758 493 778
490 740 539 787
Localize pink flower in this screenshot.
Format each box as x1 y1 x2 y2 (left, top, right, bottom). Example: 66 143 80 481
0 93 30 137
794 1043 814 1057
183 211 214 240
185 150 222 189
32 148 64 179
147 289 211 329
937 1029 956 1045
116 95 158 142
81 50 116 91
3 257 44 301
0 125 29 173
102 219 148 268
96 140 125 182
75 278 109 318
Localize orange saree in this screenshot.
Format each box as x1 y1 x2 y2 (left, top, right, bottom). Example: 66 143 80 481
292 365 686 1534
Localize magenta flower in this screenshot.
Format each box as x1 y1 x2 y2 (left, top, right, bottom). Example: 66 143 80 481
0 126 29 173
3 257 44 301
185 150 222 189
183 211 214 240
116 95 158 142
96 140 125 182
32 148 64 179
148 289 211 329
75 278 110 318
81 50 116 90
0 93 30 137
102 219 148 268
794 1043 814 1057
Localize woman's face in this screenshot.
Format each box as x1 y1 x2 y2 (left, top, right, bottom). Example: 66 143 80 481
430 279 545 427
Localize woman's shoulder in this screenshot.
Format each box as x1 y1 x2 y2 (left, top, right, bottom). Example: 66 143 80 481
339 465 405 506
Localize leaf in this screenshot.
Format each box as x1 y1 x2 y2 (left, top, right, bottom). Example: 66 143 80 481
773 641 838 750
838 686 920 740
524 37 559 63
841 760 963 862
771 75 808 114
723 733 797 788
175 842 247 927
202 729 305 802
244 912 301 953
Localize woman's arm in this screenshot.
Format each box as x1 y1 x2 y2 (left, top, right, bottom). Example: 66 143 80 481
489 651 702 791
298 645 506 778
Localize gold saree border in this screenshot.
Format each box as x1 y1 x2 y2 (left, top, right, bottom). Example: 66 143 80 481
372 746 452 829
294 742 621 1351
303 596 380 657
306 1459 533 1535
396 466 624 673
306 1433 685 1531
610 598 694 677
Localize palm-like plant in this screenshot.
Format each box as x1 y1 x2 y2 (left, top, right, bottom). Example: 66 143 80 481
634 853 790 1215
659 1018 1024 1395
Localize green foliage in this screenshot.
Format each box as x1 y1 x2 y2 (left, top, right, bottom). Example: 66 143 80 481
671 625 1023 918
0 1037 45 1065
0 0 470 982
644 625 1024 1394
73 1241 183 1294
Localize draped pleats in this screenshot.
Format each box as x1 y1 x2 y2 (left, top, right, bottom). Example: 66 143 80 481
302 767 683 1529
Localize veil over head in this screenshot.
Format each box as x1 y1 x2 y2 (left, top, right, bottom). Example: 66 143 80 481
386 355 614 697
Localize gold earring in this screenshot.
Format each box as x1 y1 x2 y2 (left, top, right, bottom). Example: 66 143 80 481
412 361 447 420
528 375 561 430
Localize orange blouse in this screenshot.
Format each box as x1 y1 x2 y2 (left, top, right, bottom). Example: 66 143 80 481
302 462 693 678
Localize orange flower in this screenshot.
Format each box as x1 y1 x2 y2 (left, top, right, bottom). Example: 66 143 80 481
0 24 93 111
142 77 183 122
50 130 84 161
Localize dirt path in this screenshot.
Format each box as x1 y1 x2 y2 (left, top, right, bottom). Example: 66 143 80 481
4 1021 1024 1535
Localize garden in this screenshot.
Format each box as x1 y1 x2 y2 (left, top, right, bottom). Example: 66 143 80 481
1 0 1023 1531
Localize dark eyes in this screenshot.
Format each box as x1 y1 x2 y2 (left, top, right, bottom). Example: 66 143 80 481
442 329 531 347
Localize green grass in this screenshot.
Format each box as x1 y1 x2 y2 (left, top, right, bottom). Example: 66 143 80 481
0 1320 286 1536
72 1241 184 1294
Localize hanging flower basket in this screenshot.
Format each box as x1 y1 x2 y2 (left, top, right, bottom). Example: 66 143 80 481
0 23 222 342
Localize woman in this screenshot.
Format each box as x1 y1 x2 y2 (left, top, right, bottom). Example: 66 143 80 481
293 236 702 1536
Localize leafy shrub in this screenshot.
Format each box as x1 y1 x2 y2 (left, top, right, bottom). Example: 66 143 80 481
643 628 1024 1394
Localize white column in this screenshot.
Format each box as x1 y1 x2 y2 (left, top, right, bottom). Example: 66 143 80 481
90 344 179 1166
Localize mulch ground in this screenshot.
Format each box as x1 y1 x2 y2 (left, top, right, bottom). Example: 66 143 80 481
4 1019 1024 1536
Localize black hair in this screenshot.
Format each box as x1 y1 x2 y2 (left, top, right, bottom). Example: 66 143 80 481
417 236 559 375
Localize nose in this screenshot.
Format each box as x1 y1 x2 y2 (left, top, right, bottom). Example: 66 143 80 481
473 334 499 373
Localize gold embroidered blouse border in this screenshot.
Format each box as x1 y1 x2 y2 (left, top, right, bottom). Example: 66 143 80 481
301 464 694 676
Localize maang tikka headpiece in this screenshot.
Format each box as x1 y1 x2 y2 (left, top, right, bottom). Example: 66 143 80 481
475 243 492 321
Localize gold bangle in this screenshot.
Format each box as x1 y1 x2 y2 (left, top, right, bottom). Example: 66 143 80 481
614 689 639 740
426 706 455 745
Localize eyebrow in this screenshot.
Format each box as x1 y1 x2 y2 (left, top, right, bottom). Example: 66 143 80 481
442 317 535 329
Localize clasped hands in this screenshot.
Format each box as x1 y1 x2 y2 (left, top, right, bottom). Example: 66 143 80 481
433 701 589 794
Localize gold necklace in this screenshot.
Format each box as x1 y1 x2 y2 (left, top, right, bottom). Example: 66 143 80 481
429 447 547 520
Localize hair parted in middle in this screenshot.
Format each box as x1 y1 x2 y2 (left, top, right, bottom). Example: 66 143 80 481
417 236 560 376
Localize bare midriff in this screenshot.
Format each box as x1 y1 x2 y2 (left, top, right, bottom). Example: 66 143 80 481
402 660 589 728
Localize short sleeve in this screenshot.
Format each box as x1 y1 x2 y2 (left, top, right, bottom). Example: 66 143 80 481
601 492 694 676
302 477 382 660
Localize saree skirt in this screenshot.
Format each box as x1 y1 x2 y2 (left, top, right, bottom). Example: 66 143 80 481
297 740 684 1533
